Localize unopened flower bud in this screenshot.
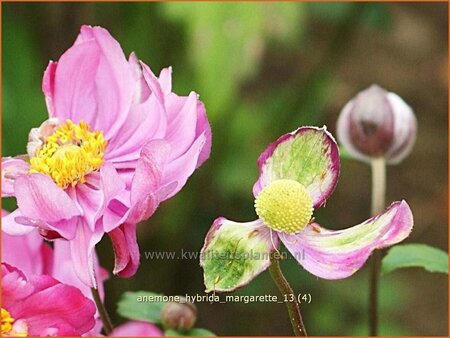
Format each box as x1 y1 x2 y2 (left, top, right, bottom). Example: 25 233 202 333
337 85 417 164
161 297 197 332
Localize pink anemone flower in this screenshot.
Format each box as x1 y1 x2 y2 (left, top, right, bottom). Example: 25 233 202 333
2 209 107 336
200 126 413 292
2 25 211 287
1 263 96 336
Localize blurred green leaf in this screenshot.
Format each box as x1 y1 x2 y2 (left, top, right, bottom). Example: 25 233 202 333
117 291 166 324
165 328 216 336
382 244 449 275
162 3 304 118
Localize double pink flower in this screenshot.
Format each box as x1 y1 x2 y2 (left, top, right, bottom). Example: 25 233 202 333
2 25 211 287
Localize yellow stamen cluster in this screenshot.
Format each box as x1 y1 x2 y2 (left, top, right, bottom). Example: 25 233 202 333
1 308 14 335
255 179 313 234
29 120 107 188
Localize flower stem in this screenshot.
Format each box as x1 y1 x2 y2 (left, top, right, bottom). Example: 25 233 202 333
369 158 386 336
269 254 307 336
91 287 114 335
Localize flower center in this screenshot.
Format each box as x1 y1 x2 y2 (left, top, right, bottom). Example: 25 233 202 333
1 308 27 337
29 120 107 188
255 179 313 234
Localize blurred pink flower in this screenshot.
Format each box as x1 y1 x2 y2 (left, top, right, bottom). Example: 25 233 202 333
1 263 96 336
110 321 163 337
2 25 211 287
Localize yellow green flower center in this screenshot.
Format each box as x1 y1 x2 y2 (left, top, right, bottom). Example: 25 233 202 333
29 120 107 188
255 179 313 234
1 308 27 337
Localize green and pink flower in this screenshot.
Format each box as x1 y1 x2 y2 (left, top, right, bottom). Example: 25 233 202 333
201 127 413 292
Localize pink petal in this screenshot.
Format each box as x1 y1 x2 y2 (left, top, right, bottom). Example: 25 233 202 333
127 140 171 224
162 132 207 200
8 273 96 336
105 93 167 163
108 223 140 278
194 100 212 169
14 174 81 239
1 264 34 308
98 163 127 233
110 321 164 337
253 126 340 209
280 201 413 279
42 61 57 116
52 239 108 302
159 66 172 95
1 228 52 276
69 220 104 288
165 92 200 160
53 26 134 140
1 157 29 197
1 209 35 236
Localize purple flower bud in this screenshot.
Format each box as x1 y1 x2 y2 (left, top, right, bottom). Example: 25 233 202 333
337 85 417 164
161 297 197 332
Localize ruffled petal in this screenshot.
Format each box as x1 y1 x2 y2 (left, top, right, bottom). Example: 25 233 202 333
53 26 134 139
14 173 80 239
111 321 164 336
162 132 207 200
279 200 413 279
127 140 171 224
253 126 340 208
200 218 279 292
1 157 29 197
165 92 201 160
108 223 140 277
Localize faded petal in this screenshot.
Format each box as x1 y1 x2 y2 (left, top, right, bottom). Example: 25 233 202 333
280 201 413 279
110 321 164 337
2 157 29 197
200 218 279 292
253 126 340 208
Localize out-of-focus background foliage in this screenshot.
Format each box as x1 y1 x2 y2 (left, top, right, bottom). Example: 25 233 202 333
2 2 448 336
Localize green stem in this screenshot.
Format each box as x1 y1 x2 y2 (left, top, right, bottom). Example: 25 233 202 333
91 287 114 335
369 158 386 336
269 254 307 336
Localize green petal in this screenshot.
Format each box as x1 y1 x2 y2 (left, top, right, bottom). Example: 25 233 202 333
253 126 340 208
200 218 278 292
